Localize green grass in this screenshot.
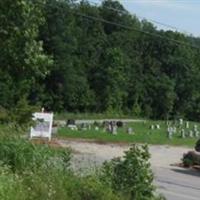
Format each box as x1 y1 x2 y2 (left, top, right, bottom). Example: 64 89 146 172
57 120 199 147
54 112 143 120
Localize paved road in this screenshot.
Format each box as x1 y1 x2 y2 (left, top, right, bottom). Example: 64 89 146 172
57 139 200 200
154 167 200 200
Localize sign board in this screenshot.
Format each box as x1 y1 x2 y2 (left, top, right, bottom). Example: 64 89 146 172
30 112 53 140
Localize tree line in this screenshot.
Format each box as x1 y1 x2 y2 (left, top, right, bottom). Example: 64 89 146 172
1 0 200 122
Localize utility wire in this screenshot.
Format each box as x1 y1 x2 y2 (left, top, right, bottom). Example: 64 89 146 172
88 0 192 35
74 11 200 50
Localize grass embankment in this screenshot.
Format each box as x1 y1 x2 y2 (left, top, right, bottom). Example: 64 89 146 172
54 112 142 120
58 120 198 147
0 127 164 200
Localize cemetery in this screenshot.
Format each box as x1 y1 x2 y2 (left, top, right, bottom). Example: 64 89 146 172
56 118 199 147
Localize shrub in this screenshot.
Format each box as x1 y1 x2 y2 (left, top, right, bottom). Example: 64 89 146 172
10 97 38 127
195 139 200 152
182 151 200 167
75 175 121 200
100 144 164 200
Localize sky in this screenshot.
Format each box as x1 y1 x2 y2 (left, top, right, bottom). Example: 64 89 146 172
91 0 200 37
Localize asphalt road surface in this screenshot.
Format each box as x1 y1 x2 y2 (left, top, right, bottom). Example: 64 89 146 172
154 167 200 200
57 139 200 200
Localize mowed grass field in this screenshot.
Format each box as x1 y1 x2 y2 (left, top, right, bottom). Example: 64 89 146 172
54 112 142 120
57 120 199 147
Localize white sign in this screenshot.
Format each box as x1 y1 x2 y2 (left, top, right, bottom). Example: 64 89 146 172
30 112 53 141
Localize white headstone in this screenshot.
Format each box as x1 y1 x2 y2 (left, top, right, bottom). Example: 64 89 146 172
167 127 173 139
156 124 160 129
195 131 199 138
173 127 176 134
127 127 133 135
112 126 117 135
194 125 198 132
30 112 53 141
68 124 78 130
151 125 154 130
181 129 185 138
186 121 189 129
189 130 193 138
95 126 99 131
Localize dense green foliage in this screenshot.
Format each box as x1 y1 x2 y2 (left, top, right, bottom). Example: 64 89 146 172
0 130 163 200
1 0 200 121
100 145 161 200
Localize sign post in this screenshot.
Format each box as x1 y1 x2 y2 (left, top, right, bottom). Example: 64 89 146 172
30 112 53 141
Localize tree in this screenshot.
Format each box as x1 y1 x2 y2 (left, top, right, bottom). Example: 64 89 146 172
0 0 51 123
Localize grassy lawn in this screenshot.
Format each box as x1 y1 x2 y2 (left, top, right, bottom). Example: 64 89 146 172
54 112 143 120
57 120 199 147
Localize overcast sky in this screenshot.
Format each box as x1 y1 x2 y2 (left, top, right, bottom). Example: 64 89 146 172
91 0 200 37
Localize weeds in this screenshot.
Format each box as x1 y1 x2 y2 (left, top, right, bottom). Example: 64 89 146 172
0 128 164 200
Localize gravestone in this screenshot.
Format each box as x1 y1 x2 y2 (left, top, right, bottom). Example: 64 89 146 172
80 123 87 131
172 127 177 134
110 121 117 135
127 127 133 135
66 119 75 126
95 126 99 131
116 121 123 127
150 125 154 130
194 125 198 132
156 124 160 129
112 125 117 135
67 119 77 130
186 121 189 129
195 131 199 138
179 118 183 126
181 129 185 138
167 127 173 139
189 130 194 138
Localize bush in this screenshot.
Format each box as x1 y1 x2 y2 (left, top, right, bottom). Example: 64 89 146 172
195 139 200 152
100 144 164 200
182 151 200 167
10 97 38 127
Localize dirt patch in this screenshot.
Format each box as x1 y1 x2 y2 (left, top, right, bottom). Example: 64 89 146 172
31 138 62 149
57 139 192 168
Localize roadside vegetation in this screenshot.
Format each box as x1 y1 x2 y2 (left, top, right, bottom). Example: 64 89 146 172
58 121 198 147
0 127 164 200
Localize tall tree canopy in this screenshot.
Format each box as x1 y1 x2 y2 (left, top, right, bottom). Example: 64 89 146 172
1 0 200 121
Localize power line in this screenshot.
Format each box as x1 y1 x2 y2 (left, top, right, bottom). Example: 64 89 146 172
88 0 192 35
74 11 200 50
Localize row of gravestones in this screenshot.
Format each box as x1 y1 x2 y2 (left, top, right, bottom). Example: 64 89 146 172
167 126 199 139
66 120 134 135
149 119 199 140
167 119 199 139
